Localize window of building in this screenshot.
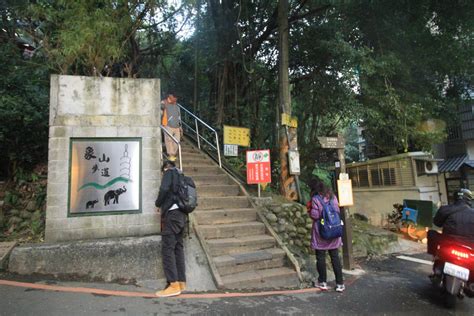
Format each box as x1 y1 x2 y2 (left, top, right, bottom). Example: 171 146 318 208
359 169 369 187
370 168 381 186
348 158 413 188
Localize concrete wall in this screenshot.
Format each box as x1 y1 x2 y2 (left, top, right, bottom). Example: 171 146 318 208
45 75 162 242
417 174 442 205
352 171 443 226
352 188 421 226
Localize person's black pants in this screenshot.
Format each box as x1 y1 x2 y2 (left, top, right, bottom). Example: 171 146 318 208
162 210 186 283
316 248 343 285
162 231 185 283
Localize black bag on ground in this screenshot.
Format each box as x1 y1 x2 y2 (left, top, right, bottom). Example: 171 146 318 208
175 171 198 214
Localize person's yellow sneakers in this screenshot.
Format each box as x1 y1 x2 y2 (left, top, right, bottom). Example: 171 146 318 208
168 155 176 162
155 282 181 297
179 282 186 292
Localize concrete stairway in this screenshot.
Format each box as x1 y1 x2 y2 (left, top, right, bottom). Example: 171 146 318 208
179 139 299 289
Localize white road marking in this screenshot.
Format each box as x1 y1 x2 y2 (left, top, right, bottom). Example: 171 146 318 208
396 255 432 266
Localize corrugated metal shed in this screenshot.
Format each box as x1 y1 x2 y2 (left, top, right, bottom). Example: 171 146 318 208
438 154 474 172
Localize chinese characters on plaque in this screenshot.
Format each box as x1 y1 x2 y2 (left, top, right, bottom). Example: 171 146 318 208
246 150 271 184
68 138 141 215
223 125 250 148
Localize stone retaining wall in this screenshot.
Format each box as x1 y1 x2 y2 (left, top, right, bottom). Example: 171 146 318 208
261 202 313 254
253 197 401 282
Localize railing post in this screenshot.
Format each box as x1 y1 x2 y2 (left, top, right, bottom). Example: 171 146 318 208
195 118 201 149
178 144 183 172
177 103 222 169
215 132 222 168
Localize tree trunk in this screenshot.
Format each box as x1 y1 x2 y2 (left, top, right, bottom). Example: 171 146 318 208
278 0 298 201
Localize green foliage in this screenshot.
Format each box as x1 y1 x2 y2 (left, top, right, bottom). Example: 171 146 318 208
28 1 135 75
35 185 47 209
299 180 311 204
4 191 19 207
13 168 40 185
311 167 332 189
344 123 360 163
0 42 50 176
345 0 473 154
29 217 44 236
0 0 188 177
225 156 245 171
1 0 472 188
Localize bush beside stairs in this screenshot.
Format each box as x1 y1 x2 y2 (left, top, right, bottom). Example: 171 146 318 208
178 139 300 289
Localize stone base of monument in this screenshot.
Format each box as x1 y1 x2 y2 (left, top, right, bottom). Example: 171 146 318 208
7 234 216 292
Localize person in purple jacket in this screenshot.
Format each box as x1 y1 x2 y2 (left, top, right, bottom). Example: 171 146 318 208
308 178 345 292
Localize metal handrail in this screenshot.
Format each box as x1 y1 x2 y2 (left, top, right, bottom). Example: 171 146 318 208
178 103 222 168
160 125 183 171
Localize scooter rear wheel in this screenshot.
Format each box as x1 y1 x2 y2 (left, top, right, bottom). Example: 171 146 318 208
444 292 457 308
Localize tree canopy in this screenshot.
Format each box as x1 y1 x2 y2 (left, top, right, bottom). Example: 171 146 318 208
1 0 473 184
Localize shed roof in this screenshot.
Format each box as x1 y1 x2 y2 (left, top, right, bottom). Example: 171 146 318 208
438 154 474 172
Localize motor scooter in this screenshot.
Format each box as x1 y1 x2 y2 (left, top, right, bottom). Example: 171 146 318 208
428 231 474 308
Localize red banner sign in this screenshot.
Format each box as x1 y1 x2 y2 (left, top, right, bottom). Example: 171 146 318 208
246 150 271 184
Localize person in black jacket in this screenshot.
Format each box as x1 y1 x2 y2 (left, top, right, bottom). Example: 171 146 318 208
155 160 187 297
433 188 474 240
428 188 474 283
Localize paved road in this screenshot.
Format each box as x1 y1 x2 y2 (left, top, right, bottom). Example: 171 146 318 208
0 253 472 315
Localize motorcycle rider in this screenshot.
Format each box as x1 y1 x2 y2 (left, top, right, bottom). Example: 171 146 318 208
433 188 474 240
428 188 474 284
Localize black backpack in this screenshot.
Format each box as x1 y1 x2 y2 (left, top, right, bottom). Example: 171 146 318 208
175 171 198 214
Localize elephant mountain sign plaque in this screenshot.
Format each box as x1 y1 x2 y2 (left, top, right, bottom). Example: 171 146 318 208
68 138 141 216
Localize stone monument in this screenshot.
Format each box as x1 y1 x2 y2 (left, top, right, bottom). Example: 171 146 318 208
45 75 162 242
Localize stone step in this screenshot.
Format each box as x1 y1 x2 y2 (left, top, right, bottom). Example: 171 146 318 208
183 163 217 171
194 208 257 225
206 235 276 256
182 159 215 167
214 248 287 276
221 267 298 289
168 148 200 156
181 147 201 154
193 174 232 186
185 165 224 175
197 184 240 197
199 222 265 239
182 152 207 159
197 196 249 210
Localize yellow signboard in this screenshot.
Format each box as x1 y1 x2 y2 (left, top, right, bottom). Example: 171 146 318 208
281 113 298 128
337 179 354 207
223 125 250 147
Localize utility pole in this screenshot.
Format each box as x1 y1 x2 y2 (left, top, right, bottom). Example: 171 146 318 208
278 0 299 201
193 0 201 114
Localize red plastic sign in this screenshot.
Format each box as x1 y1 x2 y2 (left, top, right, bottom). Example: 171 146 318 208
246 150 271 184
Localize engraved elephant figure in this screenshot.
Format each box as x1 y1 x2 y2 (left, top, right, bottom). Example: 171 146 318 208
86 199 98 209
104 186 127 206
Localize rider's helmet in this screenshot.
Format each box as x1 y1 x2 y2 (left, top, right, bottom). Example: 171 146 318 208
457 188 473 206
